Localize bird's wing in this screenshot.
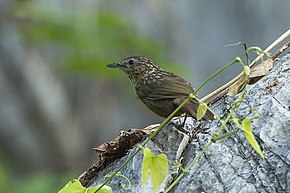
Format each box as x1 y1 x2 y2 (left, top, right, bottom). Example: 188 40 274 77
135 73 214 119
141 74 195 100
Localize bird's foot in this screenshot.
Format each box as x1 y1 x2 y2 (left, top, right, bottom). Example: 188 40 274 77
170 115 190 135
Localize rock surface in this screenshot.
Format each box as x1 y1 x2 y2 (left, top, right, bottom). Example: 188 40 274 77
84 54 290 193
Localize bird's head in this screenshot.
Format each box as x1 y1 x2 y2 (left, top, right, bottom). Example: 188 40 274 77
107 56 160 83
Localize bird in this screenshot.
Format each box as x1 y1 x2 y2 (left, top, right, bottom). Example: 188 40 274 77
107 56 214 120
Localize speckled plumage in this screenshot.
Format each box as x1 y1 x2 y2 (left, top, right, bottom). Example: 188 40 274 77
107 56 213 120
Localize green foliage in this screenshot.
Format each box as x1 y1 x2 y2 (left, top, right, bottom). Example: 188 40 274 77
142 148 168 191
233 118 265 159
59 180 84 193
189 94 210 120
241 119 264 159
15 2 170 76
196 101 208 120
59 179 112 193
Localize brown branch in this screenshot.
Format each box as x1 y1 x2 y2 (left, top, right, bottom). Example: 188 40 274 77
271 41 290 60
78 124 159 187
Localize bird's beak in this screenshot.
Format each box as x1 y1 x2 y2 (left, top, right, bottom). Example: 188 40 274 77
107 62 123 68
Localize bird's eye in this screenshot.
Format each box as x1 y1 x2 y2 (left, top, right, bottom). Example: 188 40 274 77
128 59 134 65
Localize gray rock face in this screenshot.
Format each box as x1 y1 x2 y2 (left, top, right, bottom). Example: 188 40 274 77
87 54 290 193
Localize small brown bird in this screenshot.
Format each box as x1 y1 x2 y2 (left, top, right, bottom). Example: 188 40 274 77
107 56 213 120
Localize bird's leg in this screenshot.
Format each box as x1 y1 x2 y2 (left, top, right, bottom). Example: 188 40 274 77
181 114 188 127
170 114 190 135
191 121 211 138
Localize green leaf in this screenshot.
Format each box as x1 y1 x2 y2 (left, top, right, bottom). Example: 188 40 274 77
58 179 85 193
58 179 112 193
141 148 153 186
88 185 113 193
244 66 251 76
141 148 168 191
241 119 265 159
197 102 208 120
150 153 168 191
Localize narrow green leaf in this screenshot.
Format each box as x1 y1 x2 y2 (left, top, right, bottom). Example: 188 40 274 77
197 102 208 120
244 66 251 76
141 148 153 186
241 119 265 159
150 154 168 191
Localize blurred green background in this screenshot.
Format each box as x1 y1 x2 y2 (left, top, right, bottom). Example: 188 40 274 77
0 0 289 192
